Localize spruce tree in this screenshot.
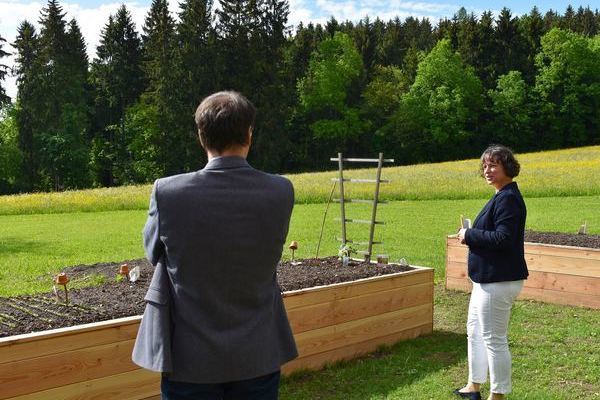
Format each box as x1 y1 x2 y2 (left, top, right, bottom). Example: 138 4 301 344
494 8 524 79
474 11 497 89
577 6 598 36
252 0 292 171
0 35 10 107
139 0 190 178
520 6 545 83
562 5 576 31
13 21 43 190
90 5 144 185
177 0 214 101
216 0 259 94
38 0 68 136
176 0 215 171
375 18 403 66
456 10 479 68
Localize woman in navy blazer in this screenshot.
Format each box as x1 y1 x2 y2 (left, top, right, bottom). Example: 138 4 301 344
454 145 528 400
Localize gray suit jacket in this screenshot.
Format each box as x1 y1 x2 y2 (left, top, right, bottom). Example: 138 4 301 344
132 156 297 383
132 256 173 372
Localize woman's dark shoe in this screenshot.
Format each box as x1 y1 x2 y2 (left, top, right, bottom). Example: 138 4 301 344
452 388 482 400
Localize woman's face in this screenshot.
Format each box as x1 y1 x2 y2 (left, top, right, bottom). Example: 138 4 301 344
482 157 512 189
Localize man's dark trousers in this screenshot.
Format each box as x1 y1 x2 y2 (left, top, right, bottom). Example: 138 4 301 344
161 371 280 400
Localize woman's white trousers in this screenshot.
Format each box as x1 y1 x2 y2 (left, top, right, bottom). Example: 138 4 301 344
467 280 524 394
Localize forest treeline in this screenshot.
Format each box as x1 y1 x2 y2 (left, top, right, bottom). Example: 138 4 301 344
0 0 599 193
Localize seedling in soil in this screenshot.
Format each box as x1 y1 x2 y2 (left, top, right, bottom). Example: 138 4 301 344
376 255 389 264
11 298 72 319
338 244 357 266
54 273 70 306
0 313 18 328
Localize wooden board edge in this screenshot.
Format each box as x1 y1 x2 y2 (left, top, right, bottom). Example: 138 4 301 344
0 316 142 347
283 266 433 298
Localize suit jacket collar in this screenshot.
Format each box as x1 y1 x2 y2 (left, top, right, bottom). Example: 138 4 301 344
495 181 518 196
203 156 251 171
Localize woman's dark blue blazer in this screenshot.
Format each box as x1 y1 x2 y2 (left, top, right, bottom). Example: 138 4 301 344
464 181 529 283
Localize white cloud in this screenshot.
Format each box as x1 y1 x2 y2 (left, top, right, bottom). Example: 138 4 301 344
286 0 460 31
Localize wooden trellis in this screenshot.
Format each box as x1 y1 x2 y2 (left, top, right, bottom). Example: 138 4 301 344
331 153 394 262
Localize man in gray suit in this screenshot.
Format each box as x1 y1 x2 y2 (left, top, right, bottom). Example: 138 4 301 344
134 91 297 399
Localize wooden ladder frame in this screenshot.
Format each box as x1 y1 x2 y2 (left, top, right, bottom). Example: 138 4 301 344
331 153 394 262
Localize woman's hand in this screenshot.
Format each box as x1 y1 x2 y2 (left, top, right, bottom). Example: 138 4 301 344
458 228 467 244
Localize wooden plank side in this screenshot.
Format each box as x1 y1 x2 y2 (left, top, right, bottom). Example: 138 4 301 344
0 339 138 399
283 268 432 310
525 270 600 295
282 323 432 375
0 321 140 365
519 287 600 309
445 276 472 292
287 282 433 334
525 243 600 261
294 303 432 359
525 253 600 277
446 261 468 279
446 245 469 264
9 368 160 400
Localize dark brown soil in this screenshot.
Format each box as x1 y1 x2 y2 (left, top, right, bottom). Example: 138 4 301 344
0 257 411 338
2 230 598 338
525 230 600 248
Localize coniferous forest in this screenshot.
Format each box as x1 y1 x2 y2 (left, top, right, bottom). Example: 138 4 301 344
0 0 599 193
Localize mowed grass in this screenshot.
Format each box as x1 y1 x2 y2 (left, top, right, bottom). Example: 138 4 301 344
0 190 598 397
1 145 599 215
280 285 600 399
1 195 598 296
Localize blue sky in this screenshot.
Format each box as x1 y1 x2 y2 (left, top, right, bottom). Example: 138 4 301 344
1 0 598 99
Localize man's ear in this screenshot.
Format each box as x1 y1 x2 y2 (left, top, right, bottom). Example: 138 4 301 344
248 127 253 144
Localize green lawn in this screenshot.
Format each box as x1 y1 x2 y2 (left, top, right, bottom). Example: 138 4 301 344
1 202 597 398
2 195 599 296
280 285 600 399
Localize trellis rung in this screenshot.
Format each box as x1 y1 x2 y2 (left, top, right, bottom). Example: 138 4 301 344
331 178 390 183
336 218 385 225
333 199 387 204
336 238 383 245
330 157 395 163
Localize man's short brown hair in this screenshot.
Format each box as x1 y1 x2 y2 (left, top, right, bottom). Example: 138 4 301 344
194 91 256 153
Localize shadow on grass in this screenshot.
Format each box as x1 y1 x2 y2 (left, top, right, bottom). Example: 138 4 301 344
281 330 466 400
0 237 50 257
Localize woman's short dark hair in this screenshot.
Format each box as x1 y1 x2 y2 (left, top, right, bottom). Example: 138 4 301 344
194 91 256 153
480 144 520 178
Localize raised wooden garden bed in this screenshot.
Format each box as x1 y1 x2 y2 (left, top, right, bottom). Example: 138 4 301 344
0 265 433 400
446 237 600 309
